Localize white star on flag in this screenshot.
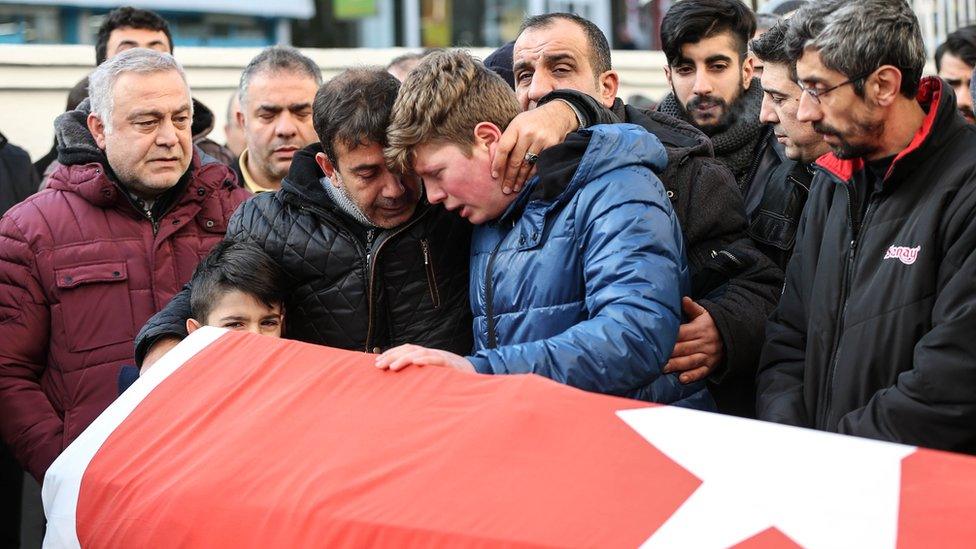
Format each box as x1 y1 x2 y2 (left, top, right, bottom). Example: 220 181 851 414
617 406 916 548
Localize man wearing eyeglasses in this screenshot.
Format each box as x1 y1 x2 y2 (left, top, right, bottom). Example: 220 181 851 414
756 0 976 454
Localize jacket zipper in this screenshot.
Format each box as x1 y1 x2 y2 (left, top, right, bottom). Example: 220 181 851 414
420 238 440 309
363 209 430 352
819 180 879 428
484 221 512 349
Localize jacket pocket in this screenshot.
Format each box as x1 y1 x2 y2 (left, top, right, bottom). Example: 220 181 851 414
749 210 797 252
55 261 134 353
420 239 441 309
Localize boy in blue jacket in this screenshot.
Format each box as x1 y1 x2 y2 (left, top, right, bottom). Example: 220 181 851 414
376 50 712 409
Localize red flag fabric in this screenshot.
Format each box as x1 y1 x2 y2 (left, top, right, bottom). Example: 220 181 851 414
41 328 976 548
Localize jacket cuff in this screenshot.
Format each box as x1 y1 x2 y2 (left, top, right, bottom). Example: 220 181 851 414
466 355 493 374
134 326 188 367
697 298 733 384
537 89 620 127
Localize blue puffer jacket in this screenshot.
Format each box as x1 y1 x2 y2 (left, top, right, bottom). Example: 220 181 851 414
466 124 714 409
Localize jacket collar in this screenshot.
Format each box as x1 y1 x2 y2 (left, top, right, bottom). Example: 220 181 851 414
816 76 954 184
46 149 229 212
613 98 715 157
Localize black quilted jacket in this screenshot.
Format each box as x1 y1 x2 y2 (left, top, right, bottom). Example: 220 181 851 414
135 145 473 362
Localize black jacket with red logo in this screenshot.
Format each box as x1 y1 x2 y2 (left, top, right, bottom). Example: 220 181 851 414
756 78 976 453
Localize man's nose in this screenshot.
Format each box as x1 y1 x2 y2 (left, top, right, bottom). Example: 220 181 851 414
796 91 821 123
692 72 713 96
759 95 779 124
155 118 179 147
381 172 406 199
424 180 446 203
957 83 973 109
526 72 556 108
275 112 298 138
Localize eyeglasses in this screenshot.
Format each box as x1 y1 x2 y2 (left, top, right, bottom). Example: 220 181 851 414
798 71 874 104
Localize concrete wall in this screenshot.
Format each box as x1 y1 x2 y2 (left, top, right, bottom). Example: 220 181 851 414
0 44 671 161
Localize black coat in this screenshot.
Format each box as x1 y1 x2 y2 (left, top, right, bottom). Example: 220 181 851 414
757 78 976 453
744 132 814 272
545 91 783 417
0 132 38 215
135 145 472 362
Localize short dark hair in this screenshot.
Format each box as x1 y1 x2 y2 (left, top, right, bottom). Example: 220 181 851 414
312 68 400 168
238 46 323 106
750 21 796 80
518 13 612 75
189 241 286 323
661 0 756 66
95 7 173 66
935 25 976 72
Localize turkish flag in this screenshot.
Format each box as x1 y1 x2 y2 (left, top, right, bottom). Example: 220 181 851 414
43 328 699 548
42 328 976 548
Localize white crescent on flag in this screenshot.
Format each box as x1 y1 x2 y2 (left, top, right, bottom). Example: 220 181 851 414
41 328 976 548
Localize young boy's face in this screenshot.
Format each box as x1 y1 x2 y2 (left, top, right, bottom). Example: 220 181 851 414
413 140 511 225
186 290 283 337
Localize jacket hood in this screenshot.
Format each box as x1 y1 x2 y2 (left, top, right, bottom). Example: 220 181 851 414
191 98 215 141
280 143 333 206
54 98 106 167
506 123 667 220
816 77 962 185
613 99 715 159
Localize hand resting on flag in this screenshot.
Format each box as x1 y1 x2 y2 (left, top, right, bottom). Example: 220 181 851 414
375 344 477 373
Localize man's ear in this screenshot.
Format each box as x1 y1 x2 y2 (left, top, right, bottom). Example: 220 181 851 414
473 122 502 150
88 113 107 150
236 109 246 130
315 151 341 187
664 64 673 88
598 70 620 108
186 318 201 334
870 66 902 107
741 55 755 89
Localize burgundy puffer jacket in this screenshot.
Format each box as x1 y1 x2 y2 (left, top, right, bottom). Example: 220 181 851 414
0 151 248 481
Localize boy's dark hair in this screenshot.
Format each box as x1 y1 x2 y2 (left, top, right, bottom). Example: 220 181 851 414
935 24 976 72
312 68 400 168
189 241 286 323
518 13 612 75
750 21 796 80
661 0 756 66
95 7 173 65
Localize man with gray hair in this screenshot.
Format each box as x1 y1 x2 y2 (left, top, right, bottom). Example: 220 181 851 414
757 0 976 453
0 49 249 481
234 46 322 193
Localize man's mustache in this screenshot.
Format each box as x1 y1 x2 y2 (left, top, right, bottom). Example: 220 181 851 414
813 121 842 137
687 96 726 111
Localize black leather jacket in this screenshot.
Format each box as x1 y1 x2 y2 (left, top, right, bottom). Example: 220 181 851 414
743 131 814 272
135 145 473 363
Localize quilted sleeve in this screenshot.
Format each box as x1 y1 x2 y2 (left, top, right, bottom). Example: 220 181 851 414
0 213 62 481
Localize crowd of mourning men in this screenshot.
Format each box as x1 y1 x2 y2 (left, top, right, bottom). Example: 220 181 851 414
3 0 976 544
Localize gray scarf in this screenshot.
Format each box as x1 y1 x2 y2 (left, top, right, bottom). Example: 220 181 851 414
657 78 765 189
320 177 381 229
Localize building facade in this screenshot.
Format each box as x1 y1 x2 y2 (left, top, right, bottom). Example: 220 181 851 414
0 1 314 46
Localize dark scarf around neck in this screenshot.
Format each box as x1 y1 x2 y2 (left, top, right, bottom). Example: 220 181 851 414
658 78 765 187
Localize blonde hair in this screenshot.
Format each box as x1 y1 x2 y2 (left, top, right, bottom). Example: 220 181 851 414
386 49 520 174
